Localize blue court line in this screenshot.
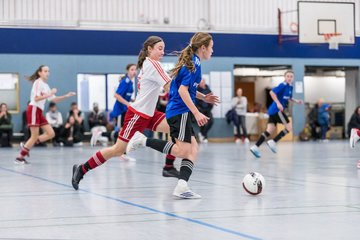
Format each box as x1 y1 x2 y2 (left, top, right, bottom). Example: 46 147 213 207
0 166 262 240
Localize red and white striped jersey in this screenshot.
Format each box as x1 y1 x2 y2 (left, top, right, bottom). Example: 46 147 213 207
129 57 170 118
29 79 55 111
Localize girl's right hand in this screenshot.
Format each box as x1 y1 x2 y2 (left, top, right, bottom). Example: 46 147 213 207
194 111 209 127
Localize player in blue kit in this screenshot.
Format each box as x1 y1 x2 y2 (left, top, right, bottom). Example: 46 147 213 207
110 63 136 127
126 32 220 199
250 70 303 158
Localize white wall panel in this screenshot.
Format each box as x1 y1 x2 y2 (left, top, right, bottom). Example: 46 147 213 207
0 0 358 35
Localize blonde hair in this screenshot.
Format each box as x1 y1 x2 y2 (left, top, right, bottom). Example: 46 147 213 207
170 32 212 78
137 36 163 69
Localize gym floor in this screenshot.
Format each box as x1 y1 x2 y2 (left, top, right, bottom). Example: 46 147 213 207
0 140 359 240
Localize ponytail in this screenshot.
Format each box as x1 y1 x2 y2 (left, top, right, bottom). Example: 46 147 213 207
25 65 46 82
137 36 163 69
171 32 212 78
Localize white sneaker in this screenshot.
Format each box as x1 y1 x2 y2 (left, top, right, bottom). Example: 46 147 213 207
250 145 261 158
126 131 147 153
198 132 205 142
266 140 277 153
90 130 102 147
173 180 202 199
350 128 360 149
120 154 137 162
244 138 250 144
203 138 208 143
235 139 241 144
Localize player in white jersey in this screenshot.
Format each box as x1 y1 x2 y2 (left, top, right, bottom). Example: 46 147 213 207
15 65 76 164
71 36 177 190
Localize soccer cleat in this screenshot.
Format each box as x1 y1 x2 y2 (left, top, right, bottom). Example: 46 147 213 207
266 140 277 153
244 138 250 144
20 142 29 157
350 128 360 149
162 167 180 178
173 180 201 199
126 131 147 153
72 164 84 190
250 145 261 158
14 157 30 165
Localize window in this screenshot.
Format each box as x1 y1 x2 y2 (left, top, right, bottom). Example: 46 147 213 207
0 73 20 113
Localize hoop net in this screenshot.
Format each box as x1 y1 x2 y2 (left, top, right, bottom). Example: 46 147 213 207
323 33 342 50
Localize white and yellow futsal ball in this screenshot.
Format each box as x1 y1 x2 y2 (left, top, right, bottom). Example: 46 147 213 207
242 172 265 195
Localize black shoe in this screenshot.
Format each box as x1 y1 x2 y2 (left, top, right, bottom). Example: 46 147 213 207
162 167 180 178
72 164 84 190
14 157 30 165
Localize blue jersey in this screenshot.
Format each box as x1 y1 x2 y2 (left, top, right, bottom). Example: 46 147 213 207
110 75 133 118
267 81 293 115
166 54 201 119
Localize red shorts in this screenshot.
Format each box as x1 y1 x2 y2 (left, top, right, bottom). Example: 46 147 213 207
27 105 48 127
118 109 165 142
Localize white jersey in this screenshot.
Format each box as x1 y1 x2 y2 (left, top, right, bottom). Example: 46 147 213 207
29 79 55 111
129 57 170 118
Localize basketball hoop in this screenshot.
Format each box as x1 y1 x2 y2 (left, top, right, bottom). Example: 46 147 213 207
323 33 342 50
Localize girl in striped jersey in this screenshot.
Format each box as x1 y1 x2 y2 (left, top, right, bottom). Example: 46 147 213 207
16 65 76 164
127 33 220 199
72 36 179 190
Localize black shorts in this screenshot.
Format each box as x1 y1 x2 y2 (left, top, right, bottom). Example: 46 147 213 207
167 112 195 143
268 111 290 125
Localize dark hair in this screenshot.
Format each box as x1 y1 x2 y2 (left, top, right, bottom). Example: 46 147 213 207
49 102 56 108
71 102 77 107
26 65 47 82
354 106 360 115
171 33 212 78
137 36 163 69
126 63 136 71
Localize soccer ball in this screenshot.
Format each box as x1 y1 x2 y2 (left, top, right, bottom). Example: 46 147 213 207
242 172 265 195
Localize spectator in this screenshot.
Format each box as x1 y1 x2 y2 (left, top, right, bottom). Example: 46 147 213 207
67 102 85 135
231 88 249 144
89 102 109 146
46 102 63 146
0 103 13 147
195 79 214 143
22 101 31 141
308 103 319 140
317 98 331 142
347 106 360 137
59 115 84 146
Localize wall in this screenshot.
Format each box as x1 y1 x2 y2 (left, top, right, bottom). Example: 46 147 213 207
1 28 360 137
304 76 345 103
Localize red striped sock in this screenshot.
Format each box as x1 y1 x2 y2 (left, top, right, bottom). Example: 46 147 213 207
20 147 30 158
164 154 176 169
85 151 107 172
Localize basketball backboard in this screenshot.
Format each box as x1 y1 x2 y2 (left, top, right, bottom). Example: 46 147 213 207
298 1 355 44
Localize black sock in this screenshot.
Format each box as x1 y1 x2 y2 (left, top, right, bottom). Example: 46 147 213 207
146 139 174 154
273 129 289 142
255 131 270 147
82 162 92 174
179 159 194 181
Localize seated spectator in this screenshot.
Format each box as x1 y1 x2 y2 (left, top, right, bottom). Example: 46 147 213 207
46 102 63 146
348 106 360 137
59 115 84 146
89 102 109 146
22 101 30 141
308 103 319 140
67 102 85 136
317 98 331 142
0 103 13 147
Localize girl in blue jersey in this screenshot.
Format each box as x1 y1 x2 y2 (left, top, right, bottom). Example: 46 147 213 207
127 33 219 199
110 63 136 127
250 70 303 158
